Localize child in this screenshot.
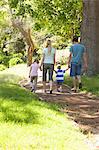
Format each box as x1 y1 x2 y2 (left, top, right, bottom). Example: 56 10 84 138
55 64 69 92
29 59 39 93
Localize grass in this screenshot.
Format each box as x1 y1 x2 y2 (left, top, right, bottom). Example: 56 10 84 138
64 74 99 96
0 64 89 150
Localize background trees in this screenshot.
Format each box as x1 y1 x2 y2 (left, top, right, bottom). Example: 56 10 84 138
1 0 99 75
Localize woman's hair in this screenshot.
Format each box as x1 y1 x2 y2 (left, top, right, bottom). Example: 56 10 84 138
45 39 51 54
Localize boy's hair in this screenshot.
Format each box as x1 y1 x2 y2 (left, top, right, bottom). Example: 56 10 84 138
72 36 78 42
57 64 61 69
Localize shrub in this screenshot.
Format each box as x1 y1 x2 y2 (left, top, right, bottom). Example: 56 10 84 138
9 57 24 67
0 54 10 67
0 64 7 71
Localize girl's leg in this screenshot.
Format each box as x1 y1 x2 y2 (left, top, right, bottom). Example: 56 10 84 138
30 76 34 91
34 76 37 92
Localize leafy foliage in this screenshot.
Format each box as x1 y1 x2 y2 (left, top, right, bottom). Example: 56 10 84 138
0 64 7 71
9 57 23 67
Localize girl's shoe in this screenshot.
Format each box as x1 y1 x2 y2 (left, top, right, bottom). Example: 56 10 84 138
31 89 34 92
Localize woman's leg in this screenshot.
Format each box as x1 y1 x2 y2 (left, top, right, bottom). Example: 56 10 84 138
49 64 54 93
43 64 47 92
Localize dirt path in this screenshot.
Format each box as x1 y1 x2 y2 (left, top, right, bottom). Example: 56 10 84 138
20 79 99 149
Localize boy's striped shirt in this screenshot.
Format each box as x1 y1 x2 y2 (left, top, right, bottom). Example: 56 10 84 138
56 69 65 82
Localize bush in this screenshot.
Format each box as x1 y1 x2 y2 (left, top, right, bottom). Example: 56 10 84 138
13 53 23 59
0 64 7 71
0 54 10 67
9 57 24 67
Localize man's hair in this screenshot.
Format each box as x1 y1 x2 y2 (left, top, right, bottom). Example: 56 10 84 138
72 36 78 42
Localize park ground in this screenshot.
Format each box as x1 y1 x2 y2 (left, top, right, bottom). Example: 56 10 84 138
0 64 99 150
20 64 99 149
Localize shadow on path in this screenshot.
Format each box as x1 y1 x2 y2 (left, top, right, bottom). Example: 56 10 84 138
21 79 99 135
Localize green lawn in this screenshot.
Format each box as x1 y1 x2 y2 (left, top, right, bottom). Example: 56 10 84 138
64 74 99 96
0 65 89 150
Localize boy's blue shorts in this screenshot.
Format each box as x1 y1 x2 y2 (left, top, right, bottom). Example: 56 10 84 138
70 63 82 77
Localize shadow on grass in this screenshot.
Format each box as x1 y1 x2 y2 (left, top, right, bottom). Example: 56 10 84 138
0 74 59 125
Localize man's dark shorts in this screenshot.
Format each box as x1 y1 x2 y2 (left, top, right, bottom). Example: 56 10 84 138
70 63 82 77
43 63 54 81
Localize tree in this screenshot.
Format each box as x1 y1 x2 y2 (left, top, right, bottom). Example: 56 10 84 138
81 0 99 75
34 0 82 38
1 0 35 66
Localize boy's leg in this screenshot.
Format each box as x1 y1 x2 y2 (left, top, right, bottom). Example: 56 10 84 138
59 85 62 92
57 82 60 92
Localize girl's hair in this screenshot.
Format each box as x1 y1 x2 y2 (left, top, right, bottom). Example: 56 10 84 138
33 59 39 64
45 39 51 54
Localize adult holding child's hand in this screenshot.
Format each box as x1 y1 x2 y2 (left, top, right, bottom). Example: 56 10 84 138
40 39 56 94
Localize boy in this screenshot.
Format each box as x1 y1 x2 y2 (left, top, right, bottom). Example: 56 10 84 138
29 59 39 93
55 64 68 92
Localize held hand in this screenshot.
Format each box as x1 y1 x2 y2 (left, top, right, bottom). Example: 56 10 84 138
40 66 42 71
68 64 71 69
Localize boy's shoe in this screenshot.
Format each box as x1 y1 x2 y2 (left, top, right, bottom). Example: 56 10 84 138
50 90 52 94
79 83 82 89
71 87 77 93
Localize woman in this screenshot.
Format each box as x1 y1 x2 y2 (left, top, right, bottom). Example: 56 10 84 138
40 39 56 94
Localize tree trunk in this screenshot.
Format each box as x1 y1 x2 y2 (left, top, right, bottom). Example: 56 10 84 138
81 0 99 75
12 21 34 66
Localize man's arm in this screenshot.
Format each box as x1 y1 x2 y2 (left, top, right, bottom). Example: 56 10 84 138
68 52 72 68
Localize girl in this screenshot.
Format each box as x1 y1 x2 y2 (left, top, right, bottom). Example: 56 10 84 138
29 59 39 93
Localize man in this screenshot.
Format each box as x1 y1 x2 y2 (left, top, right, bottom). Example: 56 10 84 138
68 36 88 92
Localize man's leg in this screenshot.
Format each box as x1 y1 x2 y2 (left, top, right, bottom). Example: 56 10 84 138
76 64 82 89
70 63 77 91
76 75 82 89
72 76 77 91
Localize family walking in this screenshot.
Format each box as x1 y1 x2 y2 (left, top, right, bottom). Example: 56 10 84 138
29 36 87 94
